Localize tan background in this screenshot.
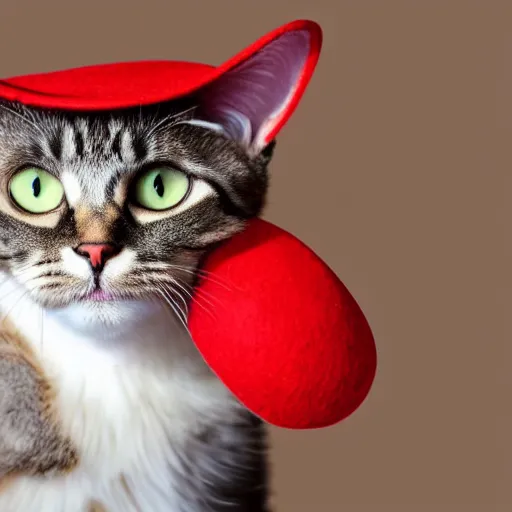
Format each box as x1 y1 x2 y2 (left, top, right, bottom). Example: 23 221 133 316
0 1 509 510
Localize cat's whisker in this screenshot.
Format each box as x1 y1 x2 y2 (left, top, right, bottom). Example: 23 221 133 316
164 263 234 292
166 279 191 307
173 280 219 321
39 301 44 353
161 282 189 317
166 293 189 328
138 259 232 289
0 267 80 308
0 103 48 140
149 293 185 335
9 260 36 274
156 285 190 335
172 280 213 315
155 282 181 316
8 258 62 282
0 280 31 304
126 270 219 321
0 288 29 327
18 276 75 292
137 260 233 291
144 105 198 140
176 278 222 306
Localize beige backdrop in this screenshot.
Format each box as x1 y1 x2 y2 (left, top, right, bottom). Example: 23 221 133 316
0 1 508 511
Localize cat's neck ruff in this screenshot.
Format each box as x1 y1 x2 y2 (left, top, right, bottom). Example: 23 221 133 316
0 270 206 370
0 271 238 512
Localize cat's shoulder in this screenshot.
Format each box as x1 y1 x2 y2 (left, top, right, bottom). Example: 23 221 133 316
0 323 79 481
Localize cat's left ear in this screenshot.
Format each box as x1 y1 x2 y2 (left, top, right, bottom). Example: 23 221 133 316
196 22 322 157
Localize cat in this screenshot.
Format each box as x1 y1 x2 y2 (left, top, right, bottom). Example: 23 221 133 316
0 28 312 512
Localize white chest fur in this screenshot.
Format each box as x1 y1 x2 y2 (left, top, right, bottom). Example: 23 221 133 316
0 275 239 512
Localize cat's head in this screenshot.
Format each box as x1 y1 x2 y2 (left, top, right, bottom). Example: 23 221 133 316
0 29 312 333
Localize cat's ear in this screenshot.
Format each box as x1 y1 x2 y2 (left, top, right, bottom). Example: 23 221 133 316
196 27 320 157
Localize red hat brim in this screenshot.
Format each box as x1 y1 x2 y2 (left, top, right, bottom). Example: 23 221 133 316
0 20 321 144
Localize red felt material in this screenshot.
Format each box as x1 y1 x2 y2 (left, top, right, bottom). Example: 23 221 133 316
188 219 377 429
0 20 322 146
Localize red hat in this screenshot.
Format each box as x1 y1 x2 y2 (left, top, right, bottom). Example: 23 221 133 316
0 20 377 429
0 19 322 151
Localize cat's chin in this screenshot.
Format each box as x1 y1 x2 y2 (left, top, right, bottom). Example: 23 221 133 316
51 298 162 338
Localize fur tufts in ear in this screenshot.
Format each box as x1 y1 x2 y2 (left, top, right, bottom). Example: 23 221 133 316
196 30 312 156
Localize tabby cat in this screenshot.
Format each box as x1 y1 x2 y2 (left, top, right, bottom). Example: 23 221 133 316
0 29 311 511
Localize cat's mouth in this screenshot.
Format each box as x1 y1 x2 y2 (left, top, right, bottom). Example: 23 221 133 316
83 289 117 302
78 285 150 304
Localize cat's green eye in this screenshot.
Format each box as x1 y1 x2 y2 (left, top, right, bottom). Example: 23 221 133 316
9 168 64 214
132 167 190 211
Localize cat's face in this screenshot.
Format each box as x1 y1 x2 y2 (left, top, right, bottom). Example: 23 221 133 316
0 29 312 333
0 100 270 331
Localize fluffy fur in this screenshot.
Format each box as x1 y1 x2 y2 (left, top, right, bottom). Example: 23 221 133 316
0 100 272 512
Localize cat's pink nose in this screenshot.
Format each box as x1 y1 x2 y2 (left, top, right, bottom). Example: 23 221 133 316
75 243 120 270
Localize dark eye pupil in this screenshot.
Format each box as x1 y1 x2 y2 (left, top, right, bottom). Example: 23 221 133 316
32 177 41 198
153 174 164 197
